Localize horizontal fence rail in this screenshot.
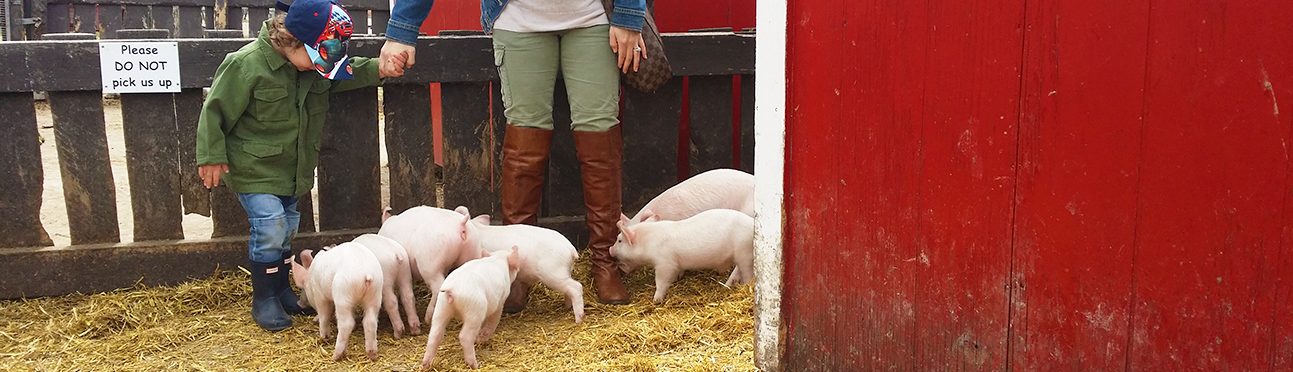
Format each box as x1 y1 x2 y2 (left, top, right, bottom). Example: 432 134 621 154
0 33 754 91
31 0 393 39
0 31 754 298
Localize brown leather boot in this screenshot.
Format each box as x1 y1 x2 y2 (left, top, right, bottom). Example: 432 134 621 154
500 125 552 312
573 125 630 304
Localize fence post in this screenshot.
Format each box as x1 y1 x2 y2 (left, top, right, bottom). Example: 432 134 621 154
318 87 382 231
383 82 439 214
42 32 122 245
0 39 51 247
621 78 684 214
115 28 185 241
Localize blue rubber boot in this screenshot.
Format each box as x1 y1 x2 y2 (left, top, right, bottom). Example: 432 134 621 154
250 260 292 331
277 252 315 316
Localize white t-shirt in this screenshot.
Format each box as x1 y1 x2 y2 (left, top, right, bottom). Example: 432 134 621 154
492 0 609 33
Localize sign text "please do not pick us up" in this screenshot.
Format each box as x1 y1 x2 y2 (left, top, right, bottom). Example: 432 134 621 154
99 42 182 94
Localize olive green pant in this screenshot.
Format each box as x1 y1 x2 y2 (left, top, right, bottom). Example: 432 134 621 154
492 24 620 132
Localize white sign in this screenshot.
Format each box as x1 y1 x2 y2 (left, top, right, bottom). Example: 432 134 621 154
98 42 181 93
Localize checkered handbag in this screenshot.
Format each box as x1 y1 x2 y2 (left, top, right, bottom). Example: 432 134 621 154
602 1 673 92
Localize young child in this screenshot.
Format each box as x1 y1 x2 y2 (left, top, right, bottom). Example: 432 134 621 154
195 0 407 331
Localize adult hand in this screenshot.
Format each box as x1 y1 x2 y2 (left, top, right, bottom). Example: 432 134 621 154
380 40 417 77
199 164 229 189
609 26 646 73
380 51 409 78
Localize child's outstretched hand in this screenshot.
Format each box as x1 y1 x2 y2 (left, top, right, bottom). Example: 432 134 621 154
380 51 410 78
199 164 229 189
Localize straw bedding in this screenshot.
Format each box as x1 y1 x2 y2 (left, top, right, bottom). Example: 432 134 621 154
0 258 755 371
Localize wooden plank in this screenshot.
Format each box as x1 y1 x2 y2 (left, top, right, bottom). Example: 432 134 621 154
246 7 268 36
783 0 941 369
174 89 211 217
298 191 316 233
100 5 125 36
1279 42 1293 370
225 0 386 8
318 88 382 231
204 5 215 30
837 25 886 366
48 91 122 245
662 33 755 76
72 4 96 33
203 29 242 38
686 75 733 175
175 6 202 38
370 10 388 35
25 41 101 93
544 79 582 217
114 28 169 38
0 34 756 93
332 0 386 10
45 0 224 6
1128 2 1291 370
441 82 499 216
116 29 183 242
152 5 175 33
490 81 506 212
46 3 72 34
0 93 53 248
783 0 848 365
384 83 438 213
43 33 120 245
226 7 244 34
738 75 753 172
0 39 31 90
909 0 1019 369
209 187 247 237
620 77 681 214
0 229 369 299
0 211 575 298
437 30 484 36
123 5 149 29
19 0 37 40
1008 0 1147 369
382 37 496 84
351 9 369 35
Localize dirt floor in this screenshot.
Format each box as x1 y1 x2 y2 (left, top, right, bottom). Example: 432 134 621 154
14 95 756 371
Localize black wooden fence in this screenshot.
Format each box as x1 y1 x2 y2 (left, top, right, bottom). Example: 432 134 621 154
24 0 390 39
0 30 754 298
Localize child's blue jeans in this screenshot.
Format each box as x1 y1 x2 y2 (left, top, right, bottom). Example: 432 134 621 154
236 193 301 264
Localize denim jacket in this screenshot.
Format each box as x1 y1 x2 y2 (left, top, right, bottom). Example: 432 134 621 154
386 0 646 45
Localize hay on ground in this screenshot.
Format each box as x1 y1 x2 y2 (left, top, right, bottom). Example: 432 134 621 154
0 258 755 371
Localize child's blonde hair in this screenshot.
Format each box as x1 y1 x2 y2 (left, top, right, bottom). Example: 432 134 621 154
268 13 304 49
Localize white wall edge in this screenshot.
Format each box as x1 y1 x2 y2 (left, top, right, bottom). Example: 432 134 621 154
752 0 787 369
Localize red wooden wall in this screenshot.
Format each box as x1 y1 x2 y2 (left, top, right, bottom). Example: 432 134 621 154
782 0 1293 370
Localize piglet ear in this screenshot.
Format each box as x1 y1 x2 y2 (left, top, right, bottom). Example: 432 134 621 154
300 249 315 268
454 206 470 217
640 209 658 222
459 217 469 240
617 221 635 246
620 213 631 224
382 207 394 223
472 214 491 225
507 246 521 270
